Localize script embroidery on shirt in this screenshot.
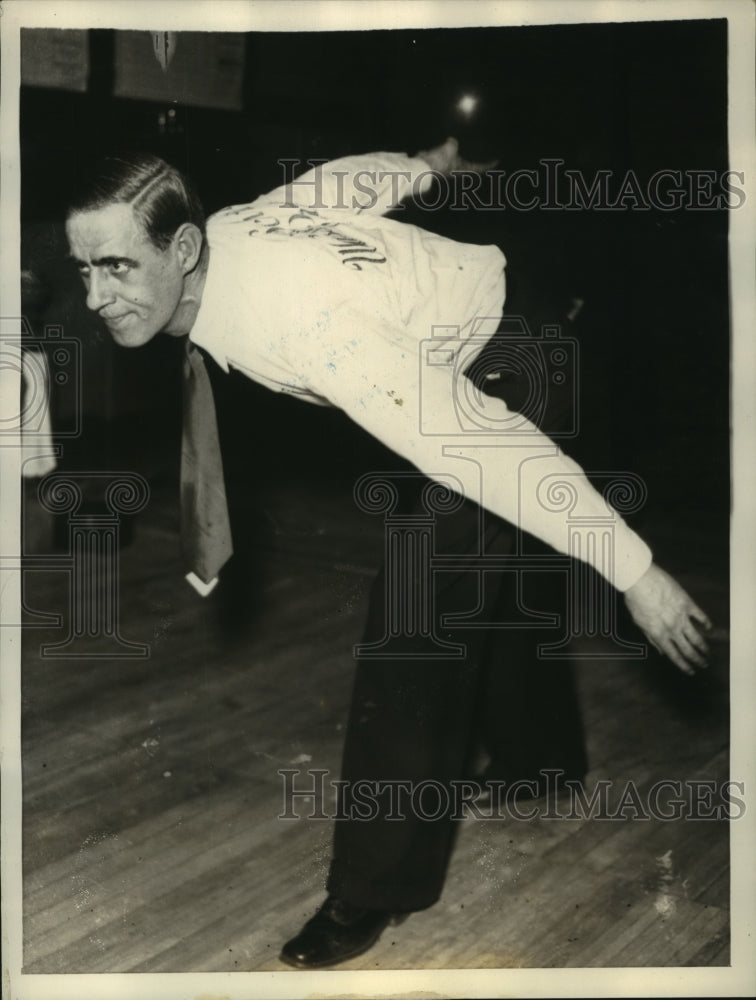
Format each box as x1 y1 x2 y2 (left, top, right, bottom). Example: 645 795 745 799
219 205 387 271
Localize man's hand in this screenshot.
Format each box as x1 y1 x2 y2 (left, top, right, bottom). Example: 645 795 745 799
624 563 712 675
416 136 499 175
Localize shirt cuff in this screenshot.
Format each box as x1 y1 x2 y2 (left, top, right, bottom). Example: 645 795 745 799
612 524 654 592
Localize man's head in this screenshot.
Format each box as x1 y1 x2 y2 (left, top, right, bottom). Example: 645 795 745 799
65 153 206 347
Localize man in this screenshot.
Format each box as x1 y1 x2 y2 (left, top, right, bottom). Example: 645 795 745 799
65 138 711 968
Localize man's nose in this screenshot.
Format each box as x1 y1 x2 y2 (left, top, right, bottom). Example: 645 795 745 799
85 270 115 312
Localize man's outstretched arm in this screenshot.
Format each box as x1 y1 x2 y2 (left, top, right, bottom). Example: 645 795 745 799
259 141 715 676
261 137 497 217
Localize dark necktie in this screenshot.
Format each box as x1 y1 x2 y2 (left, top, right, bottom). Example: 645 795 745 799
180 338 233 593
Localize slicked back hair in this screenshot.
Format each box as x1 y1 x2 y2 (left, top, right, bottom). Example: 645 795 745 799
67 152 206 250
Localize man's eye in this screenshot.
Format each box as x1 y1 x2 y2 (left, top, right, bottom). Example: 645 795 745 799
78 266 90 278
108 262 129 275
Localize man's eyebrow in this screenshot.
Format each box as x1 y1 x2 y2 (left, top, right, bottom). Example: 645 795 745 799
68 253 139 268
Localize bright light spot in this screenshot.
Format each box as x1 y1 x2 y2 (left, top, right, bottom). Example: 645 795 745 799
457 94 479 117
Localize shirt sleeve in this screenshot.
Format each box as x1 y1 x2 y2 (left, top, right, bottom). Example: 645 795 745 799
262 152 436 216
296 318 653 592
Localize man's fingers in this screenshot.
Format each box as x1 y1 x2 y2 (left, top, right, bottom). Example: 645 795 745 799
647 629 705 674
675 632 708 669
651 621 708 674
663 640 695 676
688 603 713 631
683 622 710 657
459 157 500 172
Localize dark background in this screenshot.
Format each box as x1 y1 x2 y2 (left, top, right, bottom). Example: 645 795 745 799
20 20 730 547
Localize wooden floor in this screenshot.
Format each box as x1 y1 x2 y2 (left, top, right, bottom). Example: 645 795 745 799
19 472 731 975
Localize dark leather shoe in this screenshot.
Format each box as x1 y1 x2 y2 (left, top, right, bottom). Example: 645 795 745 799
280 896 406 969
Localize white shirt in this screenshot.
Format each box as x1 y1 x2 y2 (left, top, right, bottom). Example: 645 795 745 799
189 152 652 591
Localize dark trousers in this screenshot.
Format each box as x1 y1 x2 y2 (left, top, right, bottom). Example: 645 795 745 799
326 495 586 912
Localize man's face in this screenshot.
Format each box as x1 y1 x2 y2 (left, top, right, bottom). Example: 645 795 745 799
66 202 186 347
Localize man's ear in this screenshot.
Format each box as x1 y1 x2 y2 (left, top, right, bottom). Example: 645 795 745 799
173 223 204 273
